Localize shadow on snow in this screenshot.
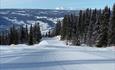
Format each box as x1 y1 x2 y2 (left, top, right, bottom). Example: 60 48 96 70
1 59 115 69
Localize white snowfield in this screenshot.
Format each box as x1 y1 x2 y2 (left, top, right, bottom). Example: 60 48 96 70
0 36 115 70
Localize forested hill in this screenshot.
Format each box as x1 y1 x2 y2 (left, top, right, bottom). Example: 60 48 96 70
0 9 78 33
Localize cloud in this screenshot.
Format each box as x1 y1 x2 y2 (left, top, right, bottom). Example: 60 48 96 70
56 6 64 10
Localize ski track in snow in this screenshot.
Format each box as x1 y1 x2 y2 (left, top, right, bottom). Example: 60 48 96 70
0 37 115 70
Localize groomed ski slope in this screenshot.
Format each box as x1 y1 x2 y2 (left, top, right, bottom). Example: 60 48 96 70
0 36 115 70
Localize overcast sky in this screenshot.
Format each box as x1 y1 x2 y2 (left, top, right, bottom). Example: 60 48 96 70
0 0 114 9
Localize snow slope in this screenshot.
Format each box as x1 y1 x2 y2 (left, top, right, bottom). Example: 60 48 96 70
0 37 115 70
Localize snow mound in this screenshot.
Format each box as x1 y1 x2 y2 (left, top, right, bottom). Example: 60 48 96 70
54 35 61 40
38 40 49 46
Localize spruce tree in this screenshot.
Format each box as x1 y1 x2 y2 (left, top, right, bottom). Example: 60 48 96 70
1 32 5 45
77 10 84 44
72 16 80 46
20 25 26 43
109 4 115 46
84 8 92 43
72 11 82 45
94 9 102 45
61 15 67 40
54 21 61 36
0 34 1 45
28 24 34 45
25 24 28 43
87 9 97 46
66 15 72 40
9 25 19 45
33 23 42 43
96 6 110 47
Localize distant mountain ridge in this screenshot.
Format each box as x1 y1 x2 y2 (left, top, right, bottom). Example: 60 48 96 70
0 9 79 33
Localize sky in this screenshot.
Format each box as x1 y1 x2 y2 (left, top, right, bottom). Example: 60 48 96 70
0 0 114 9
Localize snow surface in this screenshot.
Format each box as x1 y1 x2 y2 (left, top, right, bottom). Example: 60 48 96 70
11 12 30 16
0 36 115 70
36 16 63 24
2 16 63 34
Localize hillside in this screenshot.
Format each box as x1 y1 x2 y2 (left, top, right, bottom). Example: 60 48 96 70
0 9 78 33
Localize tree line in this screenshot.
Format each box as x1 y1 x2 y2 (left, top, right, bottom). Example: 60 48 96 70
53 4 115 47
0 23 42 45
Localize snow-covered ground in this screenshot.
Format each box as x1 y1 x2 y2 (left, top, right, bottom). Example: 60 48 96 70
0 36 115 70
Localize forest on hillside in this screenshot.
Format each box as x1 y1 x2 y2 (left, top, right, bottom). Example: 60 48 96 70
0 4 115 47
53 4 115 47
0 23 42 45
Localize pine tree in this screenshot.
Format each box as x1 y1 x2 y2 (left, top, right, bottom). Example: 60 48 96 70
1 32 5 45
0 35 1 45
72 12 81 45
94 9 102 45
72 16 80 46
25 24 28 43
9 25 19 45
54 21 61 36
84 8 92 43
66 15 72 40
28 24 34 45
82 12 86 43
4 33 9 45
109 4 115 46
48 30 51 37
61 15 68 40
96 6 110 47
20 25 26 43
87 9 97 46
33 23 42 43
0 33 1 45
